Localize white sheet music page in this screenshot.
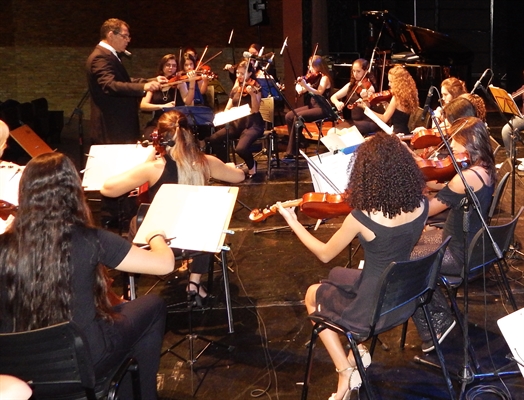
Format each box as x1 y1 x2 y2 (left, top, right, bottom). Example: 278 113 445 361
82 145 155 191
497 307 524 377
213 104 251 126
0 161 23 206
304 151 355 194
133 184 238 253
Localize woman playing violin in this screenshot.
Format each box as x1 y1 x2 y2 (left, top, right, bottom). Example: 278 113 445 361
410 117 495 353
101 110 244 305
206 60 264 178
330 58 377 134
431 77 467 125
357 65 418 135
140 54 196 135
182 53 209 106
277 131 428 400
284 55 333 159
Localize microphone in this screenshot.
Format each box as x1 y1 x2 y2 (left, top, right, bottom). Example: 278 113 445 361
141 139 174 148
471 68 491 93
421 86 435 121
280 37 288 55
124 50 132 57
242 51 274 63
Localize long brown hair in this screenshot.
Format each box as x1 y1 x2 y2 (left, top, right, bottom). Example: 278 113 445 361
0 153 114 332
388 65 419 113
157 110 211 185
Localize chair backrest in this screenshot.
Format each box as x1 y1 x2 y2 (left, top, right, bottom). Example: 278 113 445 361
488 171 510 223
368 237 451 336
259 97 274 128
467 206 524 277
0 321 97 398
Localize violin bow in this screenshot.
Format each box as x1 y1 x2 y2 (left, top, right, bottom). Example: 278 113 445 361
343 47 378 108
195 45 208 72
228 28 236 65
178 47 183 76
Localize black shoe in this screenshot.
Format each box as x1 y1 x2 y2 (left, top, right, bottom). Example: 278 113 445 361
247 161 257 179
187 281 211 308
421 319 456 353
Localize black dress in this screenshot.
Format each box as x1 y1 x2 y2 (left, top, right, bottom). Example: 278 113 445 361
312 198 428 333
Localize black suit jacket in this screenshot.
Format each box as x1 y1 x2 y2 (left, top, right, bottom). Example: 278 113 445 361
86 45 146 143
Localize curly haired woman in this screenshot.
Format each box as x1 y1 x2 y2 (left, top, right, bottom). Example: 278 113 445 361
277 131 428 400
358 65 419 134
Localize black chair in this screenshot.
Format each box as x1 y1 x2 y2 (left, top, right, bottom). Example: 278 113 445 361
301 237 454 400
0 321 141 400
487 171 510 224
440 206 523 331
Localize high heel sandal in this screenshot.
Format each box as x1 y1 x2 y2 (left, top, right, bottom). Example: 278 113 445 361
328 366 361 400
247 161 257 179
186 281 208 308
328 346 371 400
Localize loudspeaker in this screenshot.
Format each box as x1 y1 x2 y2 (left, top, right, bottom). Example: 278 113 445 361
248 0 269 26
9 125 53 158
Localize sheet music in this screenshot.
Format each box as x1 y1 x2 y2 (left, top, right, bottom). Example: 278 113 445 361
497 307 524 377
321 126 364 153
364 106 394 134
488 85 524 119
0 161 23 206
301 150 355 194
82 145 154 191
213 104 251 126
133 184 238 253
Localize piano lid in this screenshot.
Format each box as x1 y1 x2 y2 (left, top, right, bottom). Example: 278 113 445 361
363 10 474 66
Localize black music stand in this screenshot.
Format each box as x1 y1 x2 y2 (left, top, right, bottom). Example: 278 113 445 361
170 105 215 140
487 85 524 217
133 184 238 394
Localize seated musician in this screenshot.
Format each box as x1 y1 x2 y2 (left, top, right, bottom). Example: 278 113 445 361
0 152 175 399
140 54 196 136
206 60 264 178
101 110 244 303
182 53 209 106
284 55 333 159
431 77 467 125
277 131 428 400
356 65 418 135
330 58 377 134
410 117 495 353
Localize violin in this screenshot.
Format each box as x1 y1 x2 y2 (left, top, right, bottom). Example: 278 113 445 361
196 65 218 80
295 71 322 95
410 128 444 150
367 90 393 107
238 78 260 96
161 74 202 89
249 192 352 222
346 77 373 109
417 152 470 182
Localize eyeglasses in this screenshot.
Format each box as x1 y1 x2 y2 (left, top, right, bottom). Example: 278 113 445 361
114 32 131 40
165 63 177 68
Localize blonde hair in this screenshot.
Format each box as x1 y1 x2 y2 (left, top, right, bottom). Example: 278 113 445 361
157 111 210 185
388 66 419 113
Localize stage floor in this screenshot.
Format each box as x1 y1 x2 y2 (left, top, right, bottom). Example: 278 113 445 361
59 122 524 400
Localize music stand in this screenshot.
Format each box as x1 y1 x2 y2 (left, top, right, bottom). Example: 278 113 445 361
134 184 238 394
488 85 524 217
168 105 215 140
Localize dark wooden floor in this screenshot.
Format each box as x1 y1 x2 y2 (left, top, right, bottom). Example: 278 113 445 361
57 117 524 400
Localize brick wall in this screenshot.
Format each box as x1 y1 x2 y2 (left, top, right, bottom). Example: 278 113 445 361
1 0 284 121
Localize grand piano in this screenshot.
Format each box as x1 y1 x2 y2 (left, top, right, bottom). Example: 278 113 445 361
334 10 474 100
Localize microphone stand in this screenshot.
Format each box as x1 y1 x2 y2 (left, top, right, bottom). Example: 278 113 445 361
418 110 519 399
262 42 315 199
66 90 89 165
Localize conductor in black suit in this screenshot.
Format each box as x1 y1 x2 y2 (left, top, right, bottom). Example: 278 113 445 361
86 18 166 144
